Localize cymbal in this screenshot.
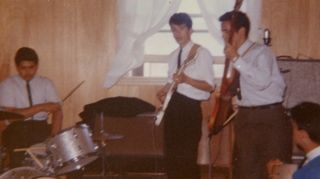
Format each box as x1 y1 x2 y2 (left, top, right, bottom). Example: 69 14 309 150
0 111 25 120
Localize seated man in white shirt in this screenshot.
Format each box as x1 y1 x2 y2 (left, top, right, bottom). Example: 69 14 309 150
0 47 63 168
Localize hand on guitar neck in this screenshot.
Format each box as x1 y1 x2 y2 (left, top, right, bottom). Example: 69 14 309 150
224 42 239 62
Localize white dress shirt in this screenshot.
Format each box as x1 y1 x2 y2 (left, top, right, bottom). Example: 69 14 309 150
0 75 61 121
167 41 215 101
232 40 285 106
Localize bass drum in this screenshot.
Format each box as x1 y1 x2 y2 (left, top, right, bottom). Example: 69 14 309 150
0 166 46 179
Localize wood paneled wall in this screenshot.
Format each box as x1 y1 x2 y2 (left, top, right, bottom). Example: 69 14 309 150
0 0 319 129
262 0 320 58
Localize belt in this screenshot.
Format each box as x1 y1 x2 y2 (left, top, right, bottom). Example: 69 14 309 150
239 102 282 110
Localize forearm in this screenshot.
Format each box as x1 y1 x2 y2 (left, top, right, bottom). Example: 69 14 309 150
184 75 215 93
3 105 42 118
3 102 61 118
50 109 63 136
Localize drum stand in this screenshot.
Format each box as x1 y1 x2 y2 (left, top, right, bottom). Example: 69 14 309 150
98 112 107 179
94 112 124 179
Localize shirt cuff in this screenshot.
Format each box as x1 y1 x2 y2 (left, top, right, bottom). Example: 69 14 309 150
232 56 243 70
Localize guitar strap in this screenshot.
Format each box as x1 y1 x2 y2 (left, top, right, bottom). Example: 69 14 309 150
177 43 200 71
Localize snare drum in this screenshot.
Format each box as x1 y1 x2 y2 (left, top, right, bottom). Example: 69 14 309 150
46 124 98 175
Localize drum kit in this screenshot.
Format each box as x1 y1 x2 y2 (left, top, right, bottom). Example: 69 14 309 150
0 111 123 179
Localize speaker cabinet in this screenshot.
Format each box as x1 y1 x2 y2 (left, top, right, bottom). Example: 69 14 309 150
94 113 164 157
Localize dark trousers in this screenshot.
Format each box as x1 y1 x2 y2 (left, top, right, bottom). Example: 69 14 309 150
164 92 202 179
233 104 292 179
2 120 50 168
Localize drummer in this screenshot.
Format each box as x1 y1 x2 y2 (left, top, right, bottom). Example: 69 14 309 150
0 47 63 168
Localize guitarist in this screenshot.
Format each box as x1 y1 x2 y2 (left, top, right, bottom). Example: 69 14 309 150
156 13 215 179
219 11 292 179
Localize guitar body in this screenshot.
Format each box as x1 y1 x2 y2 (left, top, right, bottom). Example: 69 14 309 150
209 93 234 134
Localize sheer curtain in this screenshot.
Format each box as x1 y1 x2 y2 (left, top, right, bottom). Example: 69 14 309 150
104 0 181 88
104 0 262 88
198 0 262 43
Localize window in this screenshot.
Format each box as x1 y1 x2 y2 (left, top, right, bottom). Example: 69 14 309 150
124 0 225 85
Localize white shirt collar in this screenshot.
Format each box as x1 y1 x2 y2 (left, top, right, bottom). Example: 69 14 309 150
237 39 254 56
305 145 320 165
181 41 193 51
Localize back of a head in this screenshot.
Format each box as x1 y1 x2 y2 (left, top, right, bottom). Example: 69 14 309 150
15 47 39 66
169 12 192 29
290 102 320 144
219 11 250 37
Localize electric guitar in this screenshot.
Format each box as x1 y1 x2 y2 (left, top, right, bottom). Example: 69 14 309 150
155 46 199 126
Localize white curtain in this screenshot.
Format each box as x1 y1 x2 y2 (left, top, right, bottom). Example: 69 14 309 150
104 0 181 88
104 0 262 88
197 0 263 43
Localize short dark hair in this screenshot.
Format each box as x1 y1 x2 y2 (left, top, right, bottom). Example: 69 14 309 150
219 11 250 37
169 12 192 29
15 47 39 66
290 102 320 144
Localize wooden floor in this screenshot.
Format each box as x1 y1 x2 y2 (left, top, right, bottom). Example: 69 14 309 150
200 166 230 179
78 165 230 179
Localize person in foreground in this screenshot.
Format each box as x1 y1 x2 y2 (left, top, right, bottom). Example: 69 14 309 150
290 102 320 179
0 47 63 168
219 11 292 179
156 13 215 179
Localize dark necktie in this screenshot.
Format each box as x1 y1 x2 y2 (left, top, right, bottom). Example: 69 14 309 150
26 81 33 107
177 48 182 69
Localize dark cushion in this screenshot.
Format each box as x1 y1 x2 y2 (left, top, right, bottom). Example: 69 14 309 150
79 96 156 128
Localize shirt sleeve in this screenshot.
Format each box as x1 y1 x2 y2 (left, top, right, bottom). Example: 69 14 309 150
44 79 62 103
0 80 16 107
233 46 275 90
194 47 215 87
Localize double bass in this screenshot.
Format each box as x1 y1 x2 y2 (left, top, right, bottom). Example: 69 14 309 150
208 0 243 137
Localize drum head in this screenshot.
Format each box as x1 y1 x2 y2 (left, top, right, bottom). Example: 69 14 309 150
0 166 46 179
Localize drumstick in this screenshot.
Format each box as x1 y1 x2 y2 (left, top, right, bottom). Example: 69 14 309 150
14 147 45 169
13 146 46 152
26 149 44 169
62 80 85 102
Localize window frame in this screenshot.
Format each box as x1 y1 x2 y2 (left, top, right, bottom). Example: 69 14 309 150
119 5 225 86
